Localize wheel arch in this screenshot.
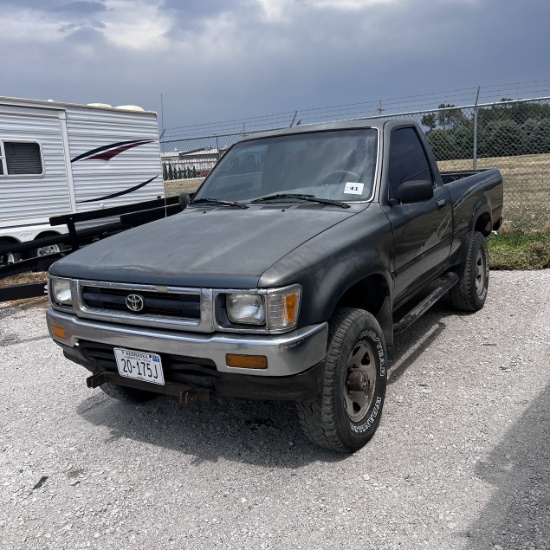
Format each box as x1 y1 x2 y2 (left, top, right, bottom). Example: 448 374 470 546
474 210 492 237
0 236 21 246
332 273 393 346
33 230 63 241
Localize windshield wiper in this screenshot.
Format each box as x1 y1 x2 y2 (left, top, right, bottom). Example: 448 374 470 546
191 197 248 209
251 193 350 209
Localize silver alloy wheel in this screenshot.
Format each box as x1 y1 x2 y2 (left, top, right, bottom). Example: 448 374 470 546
474 248 486 297
5 252 21 264
343 340 377 422
36 244 61 257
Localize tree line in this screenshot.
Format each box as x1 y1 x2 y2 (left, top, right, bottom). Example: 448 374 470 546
421 100 550 160
163 164 199 180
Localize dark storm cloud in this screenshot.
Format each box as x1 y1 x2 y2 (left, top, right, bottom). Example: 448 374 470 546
0 0 104 10
161 0 246 40
0 0 107 34
2 0 550 131
53 1 106 16
60 25 106 42
161 0 242 21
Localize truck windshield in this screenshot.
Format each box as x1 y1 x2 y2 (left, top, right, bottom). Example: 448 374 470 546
194 128 378 204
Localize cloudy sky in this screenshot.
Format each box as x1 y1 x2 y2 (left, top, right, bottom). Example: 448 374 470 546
2 0 549 136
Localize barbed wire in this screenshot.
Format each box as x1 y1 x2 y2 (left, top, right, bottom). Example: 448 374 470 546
163 79 550 140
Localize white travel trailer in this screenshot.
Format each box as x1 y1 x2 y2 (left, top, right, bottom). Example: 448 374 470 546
0 96 164 259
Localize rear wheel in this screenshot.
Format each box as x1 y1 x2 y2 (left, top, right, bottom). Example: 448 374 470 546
0 238 21 265
450 231 489 311
296 308 387 452
100 382 156 403
33 243 63 257
29 232 67 259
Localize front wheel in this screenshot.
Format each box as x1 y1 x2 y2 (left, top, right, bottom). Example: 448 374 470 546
296 308 387 452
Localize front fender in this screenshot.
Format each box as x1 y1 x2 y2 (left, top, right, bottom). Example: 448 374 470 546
259 205 394 327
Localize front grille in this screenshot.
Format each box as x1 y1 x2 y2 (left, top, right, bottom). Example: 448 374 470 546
81 286 201 320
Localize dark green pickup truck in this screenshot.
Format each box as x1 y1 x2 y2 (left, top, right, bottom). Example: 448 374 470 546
47 118 503 452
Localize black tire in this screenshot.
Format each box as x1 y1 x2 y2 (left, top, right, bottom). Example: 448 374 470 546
100 382 156 403
450 232 489 312
0 238 21 265
296 308 387 452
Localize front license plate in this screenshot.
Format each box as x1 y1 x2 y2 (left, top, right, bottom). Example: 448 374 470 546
114 348 165 386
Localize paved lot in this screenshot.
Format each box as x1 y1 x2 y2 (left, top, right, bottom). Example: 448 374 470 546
1 271 549 550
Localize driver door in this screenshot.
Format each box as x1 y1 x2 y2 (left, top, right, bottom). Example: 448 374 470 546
384 126 452 301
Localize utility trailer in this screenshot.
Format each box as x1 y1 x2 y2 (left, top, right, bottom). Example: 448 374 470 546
0 96 164 262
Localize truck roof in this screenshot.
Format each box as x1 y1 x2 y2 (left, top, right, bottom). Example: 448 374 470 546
240 117 397 141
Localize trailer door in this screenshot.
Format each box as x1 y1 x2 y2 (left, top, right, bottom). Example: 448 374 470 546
0 105 73 229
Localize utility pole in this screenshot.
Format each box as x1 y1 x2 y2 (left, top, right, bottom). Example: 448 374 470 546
160 93 165 134
377 101 384 116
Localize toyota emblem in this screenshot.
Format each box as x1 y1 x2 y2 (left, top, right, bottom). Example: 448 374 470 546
126 293 145 312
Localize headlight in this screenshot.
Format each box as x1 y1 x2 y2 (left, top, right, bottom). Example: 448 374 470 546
227 293 265 325
50 278 73 307
225 285 301 331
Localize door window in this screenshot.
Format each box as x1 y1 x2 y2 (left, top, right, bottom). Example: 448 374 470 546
388 127 433 201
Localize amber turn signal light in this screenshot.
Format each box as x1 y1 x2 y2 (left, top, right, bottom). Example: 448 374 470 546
226 354 268 369
285 294 298 324
50 324 67 340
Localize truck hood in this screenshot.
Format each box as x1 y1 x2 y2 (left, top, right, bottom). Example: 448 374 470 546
50 204 364 288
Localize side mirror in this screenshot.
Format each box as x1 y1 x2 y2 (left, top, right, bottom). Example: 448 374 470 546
178 193 191 210
395 180 434 204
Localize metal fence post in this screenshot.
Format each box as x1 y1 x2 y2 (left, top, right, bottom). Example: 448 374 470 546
473 86 480 170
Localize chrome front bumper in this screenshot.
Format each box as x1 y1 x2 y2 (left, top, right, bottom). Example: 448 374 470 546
47 308 328 377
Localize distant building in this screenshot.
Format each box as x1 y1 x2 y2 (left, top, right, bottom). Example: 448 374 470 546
161 148 224 179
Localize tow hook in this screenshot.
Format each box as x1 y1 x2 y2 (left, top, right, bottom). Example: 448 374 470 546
85 373 211 404
180 389 210 405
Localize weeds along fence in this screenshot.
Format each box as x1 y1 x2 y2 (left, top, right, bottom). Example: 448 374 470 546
162 97 550 231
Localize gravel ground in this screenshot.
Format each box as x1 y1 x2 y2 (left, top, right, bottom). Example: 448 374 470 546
1 270 549 550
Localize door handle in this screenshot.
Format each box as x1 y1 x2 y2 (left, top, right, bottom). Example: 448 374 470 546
437 199 446 209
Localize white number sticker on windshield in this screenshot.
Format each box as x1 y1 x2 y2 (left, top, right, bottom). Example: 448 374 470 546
344 182 364 195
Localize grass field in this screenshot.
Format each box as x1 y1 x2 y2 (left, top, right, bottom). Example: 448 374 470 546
164 177 204 197
438 152 550 229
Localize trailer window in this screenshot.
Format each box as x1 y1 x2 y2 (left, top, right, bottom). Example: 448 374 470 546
0 141 43 176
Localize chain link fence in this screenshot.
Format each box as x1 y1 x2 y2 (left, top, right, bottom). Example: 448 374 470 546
161 132 265 197
161 98 550 230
